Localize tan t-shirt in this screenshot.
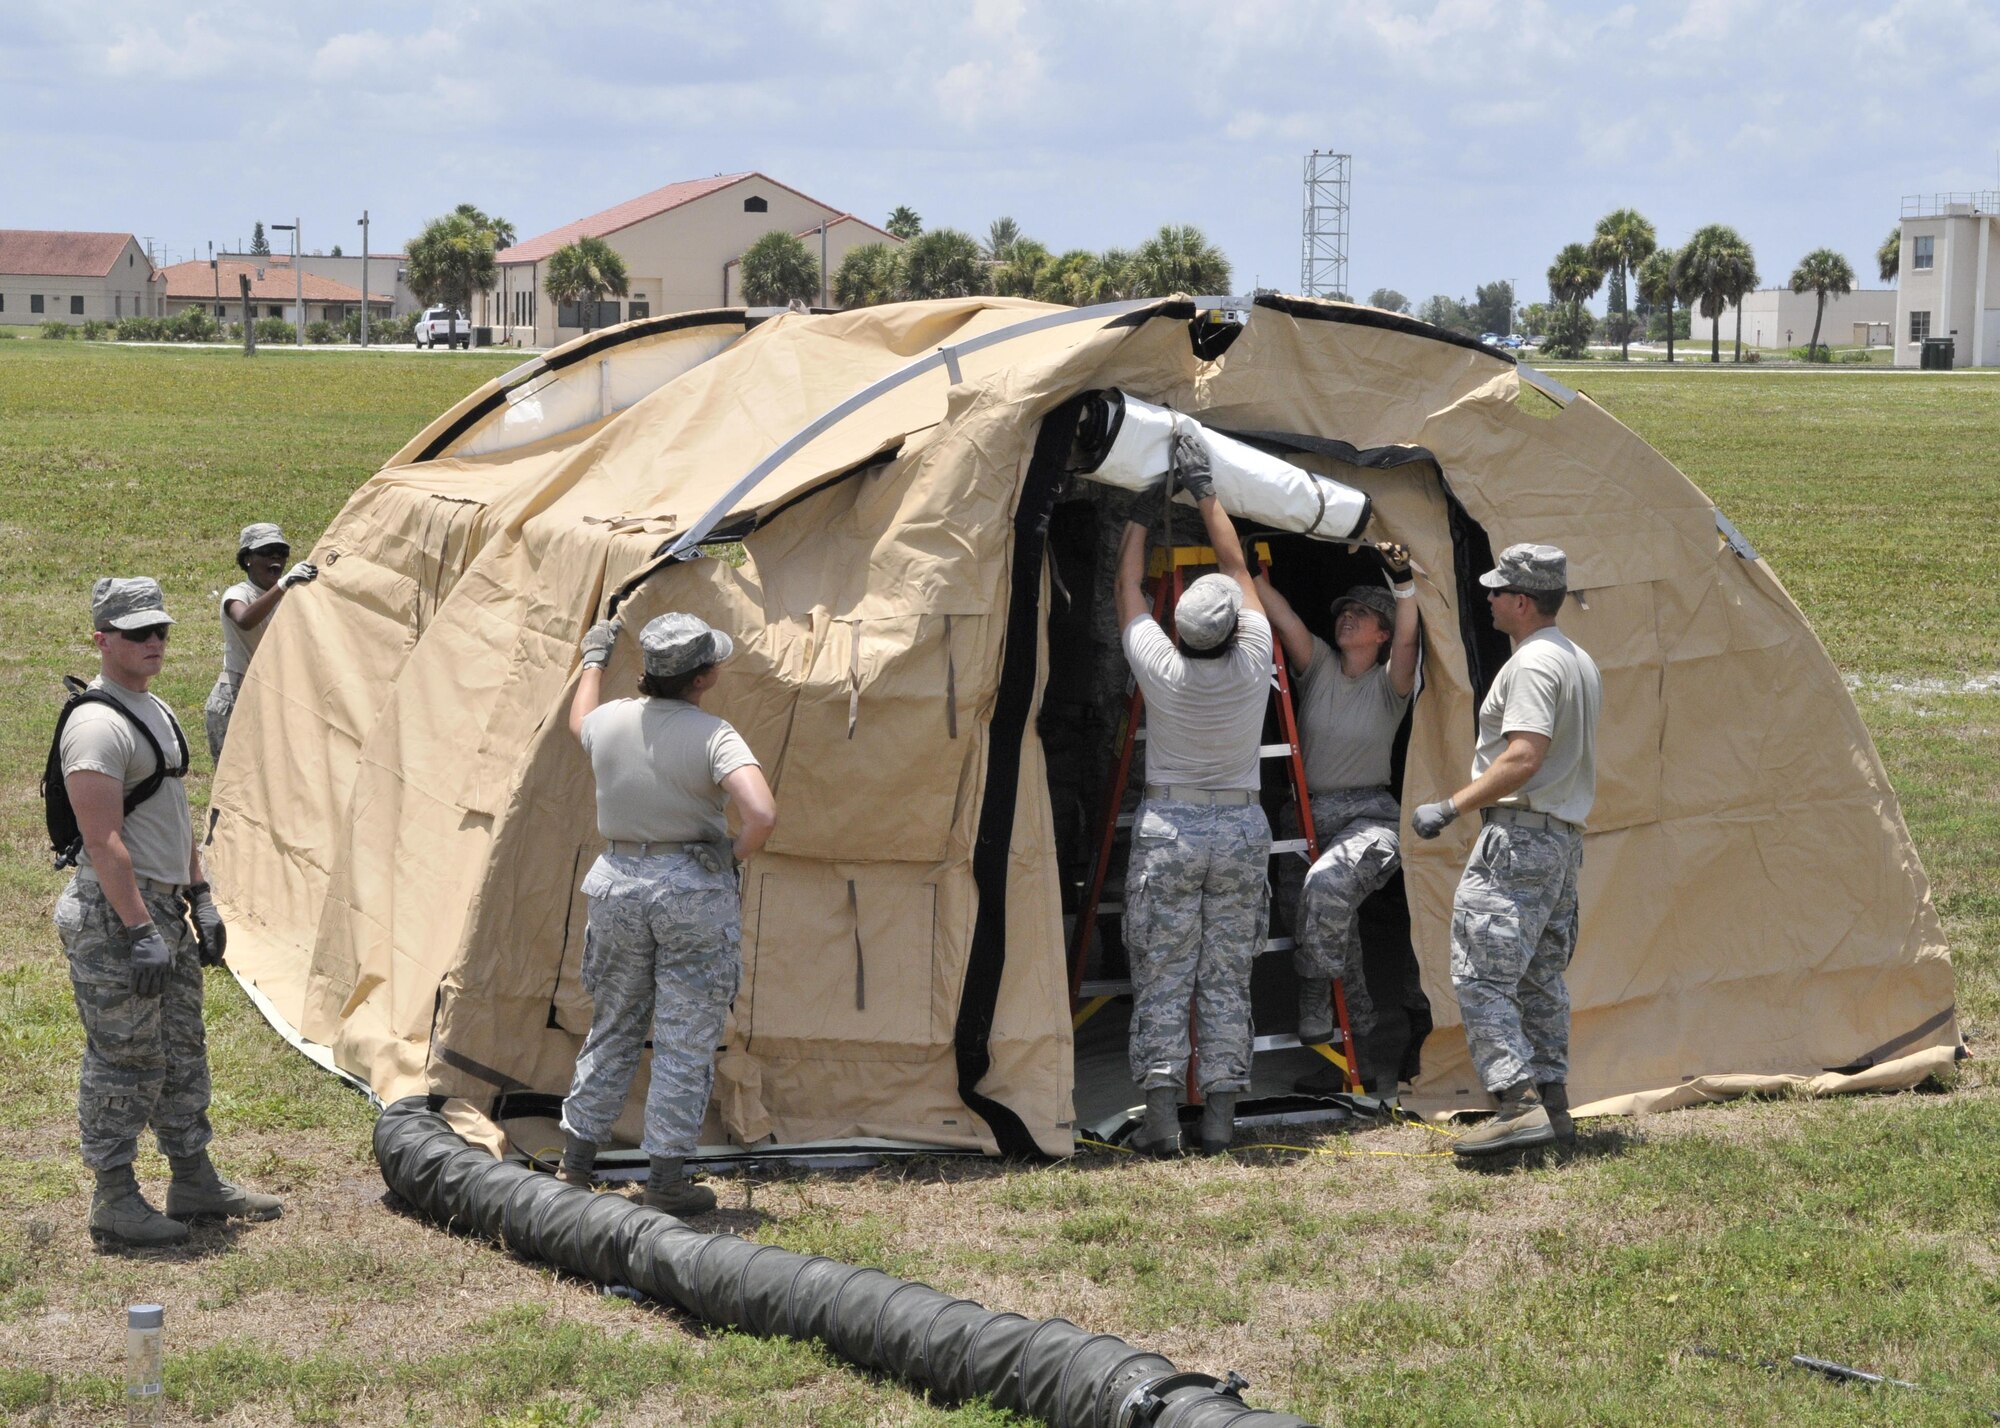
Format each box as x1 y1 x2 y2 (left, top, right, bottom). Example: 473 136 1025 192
60 676 194 884
580 697 759 843
1122 610 1273 792
219 579 265 677
1294 634 1410 793
1473 626 1602 828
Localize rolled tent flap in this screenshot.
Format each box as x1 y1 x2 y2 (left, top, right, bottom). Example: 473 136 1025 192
1071 388 1371 541
373 1098 1318 1428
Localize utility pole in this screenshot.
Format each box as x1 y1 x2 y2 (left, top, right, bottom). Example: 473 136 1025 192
820 219 829 308
239 273 256 357
210 241 219 317
271 218 302 345
358 210 370 348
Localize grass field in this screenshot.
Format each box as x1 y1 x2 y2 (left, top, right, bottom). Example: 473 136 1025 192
1 343 1996 1427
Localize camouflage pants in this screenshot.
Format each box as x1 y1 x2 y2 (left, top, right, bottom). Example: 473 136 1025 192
1123 800 1272 1094
1293 787 1402 1037
1448 820 1583 1093
54 877 213 1171
560 851 741 1158
204 673 239 761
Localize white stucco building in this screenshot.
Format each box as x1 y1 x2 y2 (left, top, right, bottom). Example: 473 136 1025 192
1684 286 1897 351
1894 192 2000 368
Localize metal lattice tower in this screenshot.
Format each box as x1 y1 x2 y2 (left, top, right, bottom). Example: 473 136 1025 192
1301 151 1351 299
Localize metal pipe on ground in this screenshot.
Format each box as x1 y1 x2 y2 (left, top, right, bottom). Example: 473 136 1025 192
374 1097 1317 1428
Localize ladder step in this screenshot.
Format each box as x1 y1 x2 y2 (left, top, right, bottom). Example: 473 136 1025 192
1254 1031 1346 1054
1258 743 1296 758
1269 838 1310 856
1079 978 1131 997
1263 936 1295 954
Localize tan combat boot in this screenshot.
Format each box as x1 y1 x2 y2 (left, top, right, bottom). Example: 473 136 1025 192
1296 977 1334 1044
555 1132 597 1187
1537 1082 1576 1146
90 1164 190 1250
1453 1081 1554 1158
643 1157 717 1216
165 1152 284 1222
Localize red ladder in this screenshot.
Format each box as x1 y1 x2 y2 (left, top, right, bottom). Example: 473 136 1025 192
1065 542 1361 1095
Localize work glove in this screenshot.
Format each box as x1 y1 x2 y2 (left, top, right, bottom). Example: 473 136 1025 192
1411 799 1459 840
1376 541 1413 580
579 617 622 671
280 561 319 589
185 881 227 966
125 921 173 997
1170 427 1216 503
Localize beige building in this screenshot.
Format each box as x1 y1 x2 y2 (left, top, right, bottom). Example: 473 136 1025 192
1689 285 1897 351
485 172 899 347
217 252 420 317
0 230 160 325
158 257 391 327
1894 192 2000 368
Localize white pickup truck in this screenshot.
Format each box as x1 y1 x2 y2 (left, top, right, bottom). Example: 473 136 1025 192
414 306 470 349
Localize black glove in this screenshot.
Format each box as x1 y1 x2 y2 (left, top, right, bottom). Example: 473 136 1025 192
1376 541 1413 580
1412 799 1459 840
1171 428 1215 502
186 882 227 966
125 922 173 996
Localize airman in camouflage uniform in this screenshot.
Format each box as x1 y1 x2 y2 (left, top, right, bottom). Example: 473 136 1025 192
1412 544 1601 1157
559 610 778 1214
56 577 282 1250
1112 430 1274 1156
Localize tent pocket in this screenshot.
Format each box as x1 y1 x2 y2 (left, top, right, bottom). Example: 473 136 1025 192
744 871 944 1064
764 615 979 864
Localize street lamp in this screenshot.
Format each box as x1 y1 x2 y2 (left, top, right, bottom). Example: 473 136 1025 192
269 219 303 347
357 211 370 348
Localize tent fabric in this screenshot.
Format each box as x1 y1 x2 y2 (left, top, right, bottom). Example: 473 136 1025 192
208 294 1957 1156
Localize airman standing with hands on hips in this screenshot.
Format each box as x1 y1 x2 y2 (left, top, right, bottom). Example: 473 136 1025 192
556 610 777 1213
1411 543 1601 1156
51 577 283 1249
205 523 317 760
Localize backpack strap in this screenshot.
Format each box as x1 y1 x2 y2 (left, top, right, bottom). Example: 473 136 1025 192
63 689 182 817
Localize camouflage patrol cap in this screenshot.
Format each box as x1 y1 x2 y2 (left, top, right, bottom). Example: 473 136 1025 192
640 611 735 678
1330 584 1397 633
237 522 288 552
1479 543 1568 593
91 576 176 631
1174 573 1242 651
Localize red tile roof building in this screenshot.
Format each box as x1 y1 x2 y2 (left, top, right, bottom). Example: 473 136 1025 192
0 230 160 323
158 257 391 324
485 172 900 347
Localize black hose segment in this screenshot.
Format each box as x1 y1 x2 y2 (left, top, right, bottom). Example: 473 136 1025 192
375 1098 1319 1428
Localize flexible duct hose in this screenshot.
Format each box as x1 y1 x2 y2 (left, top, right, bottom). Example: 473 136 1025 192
375 1098 1318 1428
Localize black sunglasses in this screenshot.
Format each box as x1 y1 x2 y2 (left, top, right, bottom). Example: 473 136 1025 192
112 625 171 644
248 544 291 560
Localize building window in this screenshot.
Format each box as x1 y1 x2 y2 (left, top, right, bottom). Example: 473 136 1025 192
31 294 44 313
1913 235 1934 271
628 299 650 320
269 305 283 318
216 304 226 318
71 295 85 315
0 294 5 312
744 196 768 213
1909 311 1931 343
557 300 623 328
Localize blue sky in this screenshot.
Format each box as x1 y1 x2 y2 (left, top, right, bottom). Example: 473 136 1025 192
6 0 1998 307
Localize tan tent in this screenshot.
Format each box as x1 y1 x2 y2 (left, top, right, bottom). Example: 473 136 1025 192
209 294 1959 1158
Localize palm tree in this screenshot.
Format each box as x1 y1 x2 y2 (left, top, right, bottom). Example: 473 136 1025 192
1096 248 1137 300
833 243 903 308
740 230 821 306
1032 250 1112 306
899 229 984 299
452 204 517 252
1878 227 1901 283
1542 242 1603 357
1636 247 1678 363
1724 237 1758 362
1590 208 1658 361
1126 224 1232 297
992 238 1052 298
1674 224 1749 364
405 210 500 315
1789 248 1856 361
885 206 923 241
981 216 1023 266
543 235 629 333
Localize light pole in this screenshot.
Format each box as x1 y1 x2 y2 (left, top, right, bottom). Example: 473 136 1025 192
357 211 370 348
270 219 303 346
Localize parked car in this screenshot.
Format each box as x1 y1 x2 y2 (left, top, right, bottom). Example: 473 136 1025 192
1502 334 1525 350
414 306 470 350
1480 332 1502 346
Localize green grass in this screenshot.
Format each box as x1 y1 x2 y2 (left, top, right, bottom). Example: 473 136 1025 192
0 344 1995 1426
